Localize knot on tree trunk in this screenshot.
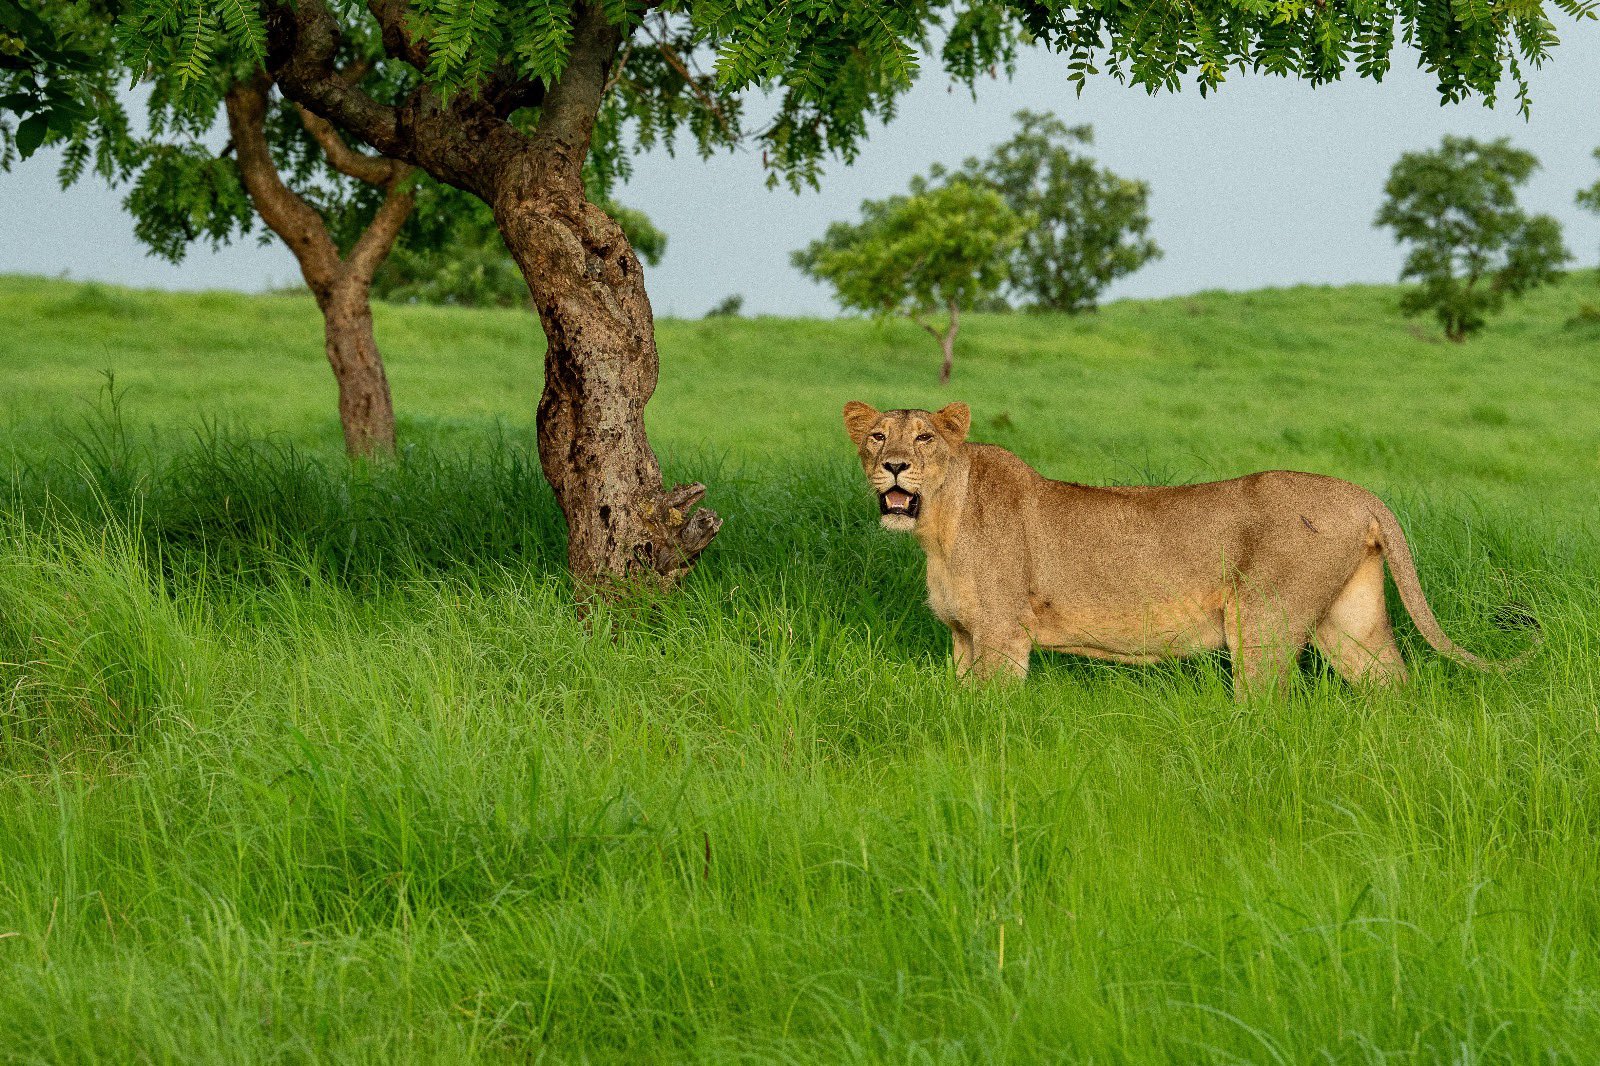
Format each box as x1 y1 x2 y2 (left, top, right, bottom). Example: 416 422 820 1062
632 482 722 582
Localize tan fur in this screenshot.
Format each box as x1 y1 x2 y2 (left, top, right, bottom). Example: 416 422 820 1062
842 400 1523 698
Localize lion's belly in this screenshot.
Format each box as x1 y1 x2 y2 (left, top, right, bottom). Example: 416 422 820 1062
1027 593 1226 661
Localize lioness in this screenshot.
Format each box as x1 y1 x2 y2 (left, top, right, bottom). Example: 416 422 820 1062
844 400 1519 696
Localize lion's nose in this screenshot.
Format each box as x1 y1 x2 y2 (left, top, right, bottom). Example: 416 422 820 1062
883 461 909 476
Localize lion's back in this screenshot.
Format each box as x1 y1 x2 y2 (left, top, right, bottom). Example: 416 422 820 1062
958 454 1383 593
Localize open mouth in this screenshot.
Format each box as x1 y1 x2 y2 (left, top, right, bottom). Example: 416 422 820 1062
878 487 921 518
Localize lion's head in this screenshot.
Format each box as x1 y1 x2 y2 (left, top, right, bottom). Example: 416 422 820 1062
842 401 972 532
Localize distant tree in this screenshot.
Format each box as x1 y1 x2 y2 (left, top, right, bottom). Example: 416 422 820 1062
703 295 745 319
1578 147 1600 270
375 191 665 309
1376 136 1570 341
794 178 1025 384
954 111 1160 313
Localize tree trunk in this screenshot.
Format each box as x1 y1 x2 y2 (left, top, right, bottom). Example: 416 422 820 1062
321 280 398 457
493 184 720 584
482 11 719 586
939 300 960 385
224 75 409 460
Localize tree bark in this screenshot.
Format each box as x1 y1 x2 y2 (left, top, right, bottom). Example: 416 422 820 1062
266 0 722 584
223 74 411 459
322 279 398 456
493 191 718 581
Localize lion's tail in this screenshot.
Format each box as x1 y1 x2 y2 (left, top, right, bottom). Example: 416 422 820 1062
1370 500 1535 673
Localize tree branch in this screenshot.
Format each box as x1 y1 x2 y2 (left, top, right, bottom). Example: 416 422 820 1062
366 0 429 71
484 69 547 118
344 172 416 283
907 311 941 340
295 103 401 185
268 0 510 198
337 57 374 85
266 0 404 159
527 4 622 187
645 17 734 142
603 39 633 94
224 75 341 296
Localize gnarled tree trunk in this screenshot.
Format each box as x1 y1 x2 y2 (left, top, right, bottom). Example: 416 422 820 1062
492 189 718 581
224 75 411 459
488 19 718 582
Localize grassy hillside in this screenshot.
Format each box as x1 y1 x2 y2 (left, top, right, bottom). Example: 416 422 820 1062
6 272 1599 508
1 273 1598 1062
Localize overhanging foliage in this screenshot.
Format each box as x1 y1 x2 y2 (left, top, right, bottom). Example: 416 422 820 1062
112 0 1596 193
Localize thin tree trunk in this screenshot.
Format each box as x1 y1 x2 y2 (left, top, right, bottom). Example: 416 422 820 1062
224 75 411 459
322 280 397 456
939 299 960 385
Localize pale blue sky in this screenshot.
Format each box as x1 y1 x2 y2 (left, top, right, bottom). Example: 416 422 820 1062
2 26 1597 317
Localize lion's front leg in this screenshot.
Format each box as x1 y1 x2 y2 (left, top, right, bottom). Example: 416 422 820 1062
950 623 975 676
965 625 1032 682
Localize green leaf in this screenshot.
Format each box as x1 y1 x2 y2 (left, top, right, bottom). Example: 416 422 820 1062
45 104 78 138
15 110 47 156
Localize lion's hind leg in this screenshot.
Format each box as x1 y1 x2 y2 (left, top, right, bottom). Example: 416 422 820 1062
1314 550 1408 687
1224 594 1312 701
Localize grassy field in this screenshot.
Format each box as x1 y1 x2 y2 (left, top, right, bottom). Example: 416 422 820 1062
1 271 1598 1063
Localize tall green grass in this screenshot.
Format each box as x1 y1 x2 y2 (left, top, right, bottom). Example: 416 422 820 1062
0 276 1597 1062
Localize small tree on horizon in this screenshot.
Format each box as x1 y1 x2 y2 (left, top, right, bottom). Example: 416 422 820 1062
953 111 1160 314
1376 136 1570 342
794 177 1025 385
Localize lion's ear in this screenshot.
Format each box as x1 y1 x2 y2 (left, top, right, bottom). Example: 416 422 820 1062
933 402 970 444
842 401 880 445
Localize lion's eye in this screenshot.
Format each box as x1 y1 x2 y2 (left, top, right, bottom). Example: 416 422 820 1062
868 432 885 443
915 433 934 444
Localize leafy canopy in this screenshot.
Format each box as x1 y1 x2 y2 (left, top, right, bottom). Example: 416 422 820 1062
793 177 1025 324
113 0 1596 194
1375 135 1570 341
1 0 124 167
20 0 662 287
14 0 413 263
113 82 411 265
945 110 1160 313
